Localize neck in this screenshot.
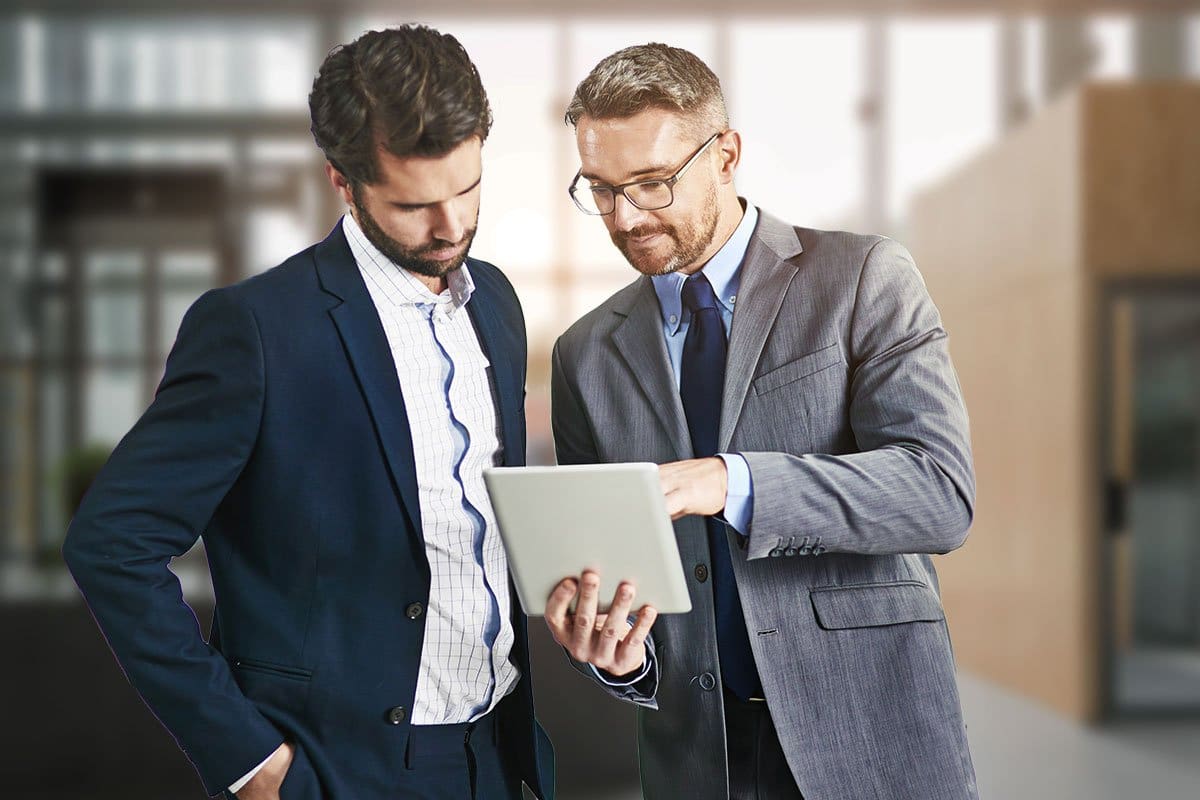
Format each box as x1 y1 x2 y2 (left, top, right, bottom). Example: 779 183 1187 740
409 271 448 295
679 191 746 275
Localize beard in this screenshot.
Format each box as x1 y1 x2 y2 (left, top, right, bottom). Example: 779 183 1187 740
610 181 720 277
353 188 477 279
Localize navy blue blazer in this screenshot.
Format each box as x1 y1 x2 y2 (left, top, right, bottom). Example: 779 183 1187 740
63 223 555 799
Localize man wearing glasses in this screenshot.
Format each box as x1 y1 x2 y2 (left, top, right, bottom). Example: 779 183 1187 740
544 44 978 800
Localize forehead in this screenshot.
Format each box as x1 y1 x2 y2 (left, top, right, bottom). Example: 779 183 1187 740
368 136 482 203
575 109 698 183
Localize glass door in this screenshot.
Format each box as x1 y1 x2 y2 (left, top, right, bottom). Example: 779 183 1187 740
1106 284 1200 715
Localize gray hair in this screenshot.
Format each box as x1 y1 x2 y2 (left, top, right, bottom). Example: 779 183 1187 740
565 43 728 136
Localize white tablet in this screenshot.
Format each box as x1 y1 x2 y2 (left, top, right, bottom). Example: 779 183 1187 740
483 462 693 617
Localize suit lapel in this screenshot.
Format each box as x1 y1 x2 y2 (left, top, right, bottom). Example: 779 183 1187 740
464 265 524 467
610 278 693 462
718 211 804 451
314 223 424 539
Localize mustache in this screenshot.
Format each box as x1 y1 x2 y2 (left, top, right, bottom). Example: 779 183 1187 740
613 224 671 246
417 231 474 255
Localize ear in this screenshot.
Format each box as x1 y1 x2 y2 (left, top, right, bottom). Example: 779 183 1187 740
715 130 741 185
325 163 355 207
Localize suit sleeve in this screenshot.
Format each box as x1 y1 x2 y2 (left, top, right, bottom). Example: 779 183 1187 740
550 337 660 708
62 287 285 797
740 238 976 560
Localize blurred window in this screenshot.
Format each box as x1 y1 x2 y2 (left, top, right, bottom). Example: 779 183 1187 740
731 20 866 230
887 18 1000 224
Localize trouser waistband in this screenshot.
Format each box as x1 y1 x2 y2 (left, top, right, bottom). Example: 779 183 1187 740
407 709 499 759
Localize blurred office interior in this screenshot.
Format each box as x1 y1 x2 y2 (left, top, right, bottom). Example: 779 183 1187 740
2 1 1200 798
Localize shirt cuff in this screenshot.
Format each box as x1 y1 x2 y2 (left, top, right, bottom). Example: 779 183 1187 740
229 752 275 794
588 616 655 687
717 453 754 535
590 655 654 687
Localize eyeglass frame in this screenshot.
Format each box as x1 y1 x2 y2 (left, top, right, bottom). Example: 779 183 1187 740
568 130 726 216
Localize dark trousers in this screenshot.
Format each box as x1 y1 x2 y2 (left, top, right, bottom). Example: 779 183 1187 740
724 689 804 800
400 709 523 800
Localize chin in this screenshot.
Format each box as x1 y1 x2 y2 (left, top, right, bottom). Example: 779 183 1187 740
622 248 680 277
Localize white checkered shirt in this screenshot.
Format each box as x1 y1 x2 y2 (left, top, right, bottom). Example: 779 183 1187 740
343 213 519 725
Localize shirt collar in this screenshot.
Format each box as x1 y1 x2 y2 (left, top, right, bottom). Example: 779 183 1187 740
341 213 475 313
651 201 758 335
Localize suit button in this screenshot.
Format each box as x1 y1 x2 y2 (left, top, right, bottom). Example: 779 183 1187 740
694 564 709 582
783 547 797 557
405 602 424 620
798 545 812 556
386 706 407 725
812 545 826 556
698 672 717 691
768 547 783 557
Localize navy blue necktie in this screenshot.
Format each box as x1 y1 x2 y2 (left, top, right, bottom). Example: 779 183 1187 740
679 273 762 702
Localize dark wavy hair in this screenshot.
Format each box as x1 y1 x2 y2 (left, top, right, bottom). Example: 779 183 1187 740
308 25 493 188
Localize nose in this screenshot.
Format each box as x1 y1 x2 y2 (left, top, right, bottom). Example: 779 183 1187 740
610 193 648 232
430 201 465 244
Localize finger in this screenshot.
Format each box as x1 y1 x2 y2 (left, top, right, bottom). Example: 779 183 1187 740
596 582 636 666
571 571 601 652
663 487 687 520
544 578 578 640
615 604 658 669
658 462 682 491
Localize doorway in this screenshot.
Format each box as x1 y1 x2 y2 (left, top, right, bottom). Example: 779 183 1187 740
1104 282 1200 716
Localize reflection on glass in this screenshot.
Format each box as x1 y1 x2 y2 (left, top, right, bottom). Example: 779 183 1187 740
85 251 142 282
1112 292 1200 713
84 367 144 447
161 250 215 281
85 251 144 359
161 291 201 355
39 295 67 359
37 369 67 554
86 291 142 359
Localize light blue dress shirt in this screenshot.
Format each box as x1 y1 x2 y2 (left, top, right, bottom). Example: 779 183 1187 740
650 203 758 535
590 203 760 690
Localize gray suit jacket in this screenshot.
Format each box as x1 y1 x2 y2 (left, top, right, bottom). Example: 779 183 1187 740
550 209 979 800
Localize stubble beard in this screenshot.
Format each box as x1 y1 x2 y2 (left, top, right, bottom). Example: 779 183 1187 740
611 182 721 277
354 188 478 278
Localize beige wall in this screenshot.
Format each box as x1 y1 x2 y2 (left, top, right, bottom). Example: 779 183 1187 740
909 83 1200 721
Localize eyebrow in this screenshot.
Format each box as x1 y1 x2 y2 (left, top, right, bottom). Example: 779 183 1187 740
580 164 673 184
389 175 482 209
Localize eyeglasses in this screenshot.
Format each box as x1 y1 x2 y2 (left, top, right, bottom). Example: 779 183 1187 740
568 131 724 216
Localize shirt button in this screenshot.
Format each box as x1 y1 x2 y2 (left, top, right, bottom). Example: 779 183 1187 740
694 564 709 582
405 602 424 620
669 314 678 325
698 672 717 691
386 706 407 725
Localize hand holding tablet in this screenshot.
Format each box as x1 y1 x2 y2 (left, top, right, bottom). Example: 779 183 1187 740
543 570 658 678
482 462 693 617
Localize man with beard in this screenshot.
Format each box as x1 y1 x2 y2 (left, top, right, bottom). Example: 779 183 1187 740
544 43 978 800
63 26 553 800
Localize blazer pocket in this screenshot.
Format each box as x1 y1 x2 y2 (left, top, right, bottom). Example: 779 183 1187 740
753 342 843 396
231 657 314 715
810 581 945 630
232 657 313 682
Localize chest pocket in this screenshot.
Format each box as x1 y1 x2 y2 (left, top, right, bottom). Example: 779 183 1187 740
753 341 843 396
